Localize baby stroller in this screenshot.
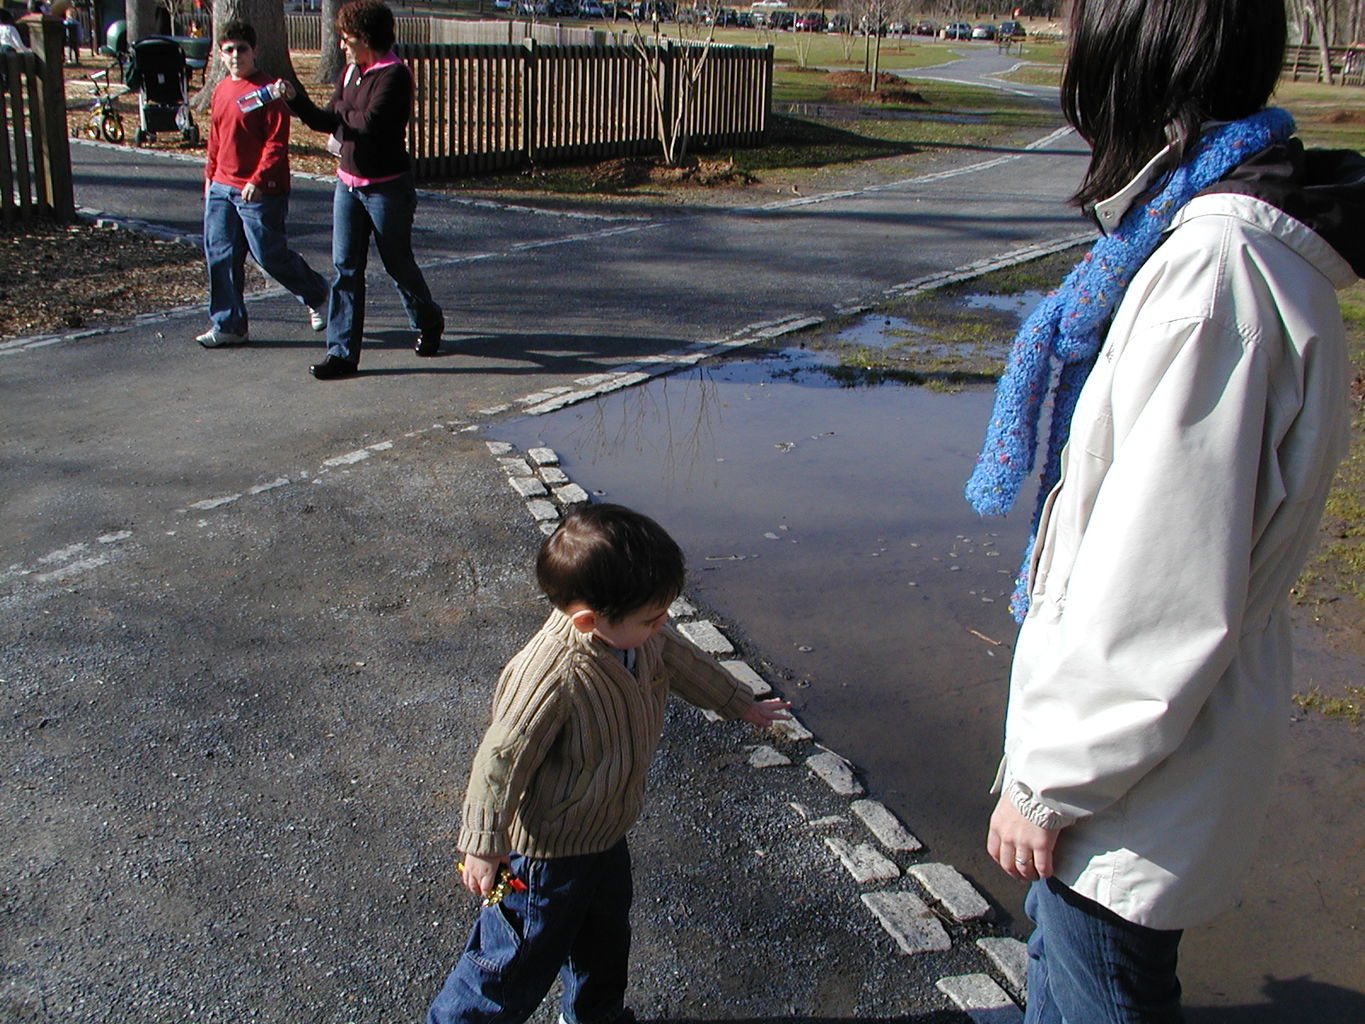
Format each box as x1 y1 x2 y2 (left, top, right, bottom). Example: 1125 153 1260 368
124 36 199 145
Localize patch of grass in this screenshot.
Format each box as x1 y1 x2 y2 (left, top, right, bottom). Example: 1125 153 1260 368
998 64 1062 87
1297 282 1365 609
729 114 916 172
814 361 991 390
1274 80 1365 153
1292 686 1365 725
770 247 1080 387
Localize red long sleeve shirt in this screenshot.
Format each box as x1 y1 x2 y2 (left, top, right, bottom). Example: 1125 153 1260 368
204 72 291 195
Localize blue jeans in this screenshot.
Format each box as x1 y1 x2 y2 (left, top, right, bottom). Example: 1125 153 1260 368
327 175 442 364
427 839 633 1024
203 182 328 336
1024 878 1185 1024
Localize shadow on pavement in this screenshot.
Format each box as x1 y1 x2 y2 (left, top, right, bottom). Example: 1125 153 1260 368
1186 975 1365 1023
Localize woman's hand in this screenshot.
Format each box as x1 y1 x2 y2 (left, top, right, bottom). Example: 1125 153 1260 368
987 793 1061 881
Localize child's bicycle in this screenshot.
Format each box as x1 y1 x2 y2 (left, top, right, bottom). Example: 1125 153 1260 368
77 68 125 144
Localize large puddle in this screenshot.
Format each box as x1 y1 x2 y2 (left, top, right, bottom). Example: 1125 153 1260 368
494 346 1037 925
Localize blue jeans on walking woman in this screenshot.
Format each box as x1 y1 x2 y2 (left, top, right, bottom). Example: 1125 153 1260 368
203 182 328 337
427 839 633 1024
327 174 443 365
1024 877 1185 1024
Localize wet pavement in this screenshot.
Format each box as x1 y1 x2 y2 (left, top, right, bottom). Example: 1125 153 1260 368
492 332 1365 1021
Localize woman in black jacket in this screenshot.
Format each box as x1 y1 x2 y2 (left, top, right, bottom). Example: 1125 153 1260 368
282 0 444 380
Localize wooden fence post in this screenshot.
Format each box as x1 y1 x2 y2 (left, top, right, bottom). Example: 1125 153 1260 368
522 37 537 166
22 13 75 222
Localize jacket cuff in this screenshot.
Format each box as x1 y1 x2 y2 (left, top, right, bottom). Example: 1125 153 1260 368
457 825 509 859
713 684 754 721
1006 779 1077 831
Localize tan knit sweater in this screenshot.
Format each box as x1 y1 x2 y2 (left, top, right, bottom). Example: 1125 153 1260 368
458 609 754 859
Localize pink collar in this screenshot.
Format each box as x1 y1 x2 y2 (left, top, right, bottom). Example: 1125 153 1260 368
354 51 401 74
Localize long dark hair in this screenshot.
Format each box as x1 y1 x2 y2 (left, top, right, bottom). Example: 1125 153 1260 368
1061 0 1286 210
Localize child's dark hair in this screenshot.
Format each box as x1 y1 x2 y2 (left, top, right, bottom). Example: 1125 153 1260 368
536 503 684 624
217 19 256 48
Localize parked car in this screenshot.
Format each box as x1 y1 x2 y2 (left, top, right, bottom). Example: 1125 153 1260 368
795 11 824 31
518 0 548 14
999 19 1026 40
826 13 850 32
971 23 996 39
736 10 754 26
944 22 972 39
886 21 907 35
579 0 606 13
767 9 795 29
913 19 937 36
548 0 578 15
630 0 673 18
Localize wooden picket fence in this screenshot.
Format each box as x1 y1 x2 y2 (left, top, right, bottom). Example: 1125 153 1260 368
399 39 772 179
1282 43 1365 86
285 13 615 50
0 19 74 225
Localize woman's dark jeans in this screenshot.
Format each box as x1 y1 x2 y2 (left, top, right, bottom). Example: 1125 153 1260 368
326 174 442 364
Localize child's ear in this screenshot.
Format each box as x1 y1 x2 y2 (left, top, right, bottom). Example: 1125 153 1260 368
568 608 597 634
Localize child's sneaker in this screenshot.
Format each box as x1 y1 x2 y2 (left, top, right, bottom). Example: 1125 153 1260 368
195 328 248 348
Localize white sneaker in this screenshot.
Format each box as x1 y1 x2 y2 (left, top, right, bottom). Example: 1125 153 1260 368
196 328 248 348
308 307 327 332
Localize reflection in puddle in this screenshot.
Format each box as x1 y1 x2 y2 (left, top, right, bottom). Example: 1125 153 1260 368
494 347 1039 924
963 289 1047 314
831 315 930 350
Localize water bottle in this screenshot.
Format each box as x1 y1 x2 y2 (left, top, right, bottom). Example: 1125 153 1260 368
236 84 277 113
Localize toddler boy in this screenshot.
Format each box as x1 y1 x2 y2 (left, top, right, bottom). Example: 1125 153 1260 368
198 20 328 348
427 503 790 1024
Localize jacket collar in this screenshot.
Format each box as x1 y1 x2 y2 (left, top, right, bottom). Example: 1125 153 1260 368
1091 143 1179 237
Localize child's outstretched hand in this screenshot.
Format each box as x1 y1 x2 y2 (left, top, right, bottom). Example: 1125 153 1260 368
742 697 792 728
459 852 506 899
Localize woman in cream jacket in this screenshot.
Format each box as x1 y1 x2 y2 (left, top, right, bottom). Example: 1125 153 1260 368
974 1 1364 1020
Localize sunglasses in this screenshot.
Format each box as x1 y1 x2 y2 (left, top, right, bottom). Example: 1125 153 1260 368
220 44 252 54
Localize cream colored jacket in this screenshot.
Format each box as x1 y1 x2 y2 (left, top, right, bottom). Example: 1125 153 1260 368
1000 157 1354 929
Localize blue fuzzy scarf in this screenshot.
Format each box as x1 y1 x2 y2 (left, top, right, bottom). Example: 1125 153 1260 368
964 108 1296 621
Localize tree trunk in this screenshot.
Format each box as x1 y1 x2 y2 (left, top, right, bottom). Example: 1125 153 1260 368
126 0 158 42
194 0 298 110
1304 0 1335 83
319 0 343 84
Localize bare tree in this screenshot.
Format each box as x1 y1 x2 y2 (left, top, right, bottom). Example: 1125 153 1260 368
126 0 159 43
626 3 719 167
1297 0 1337 82
318 0 344 84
